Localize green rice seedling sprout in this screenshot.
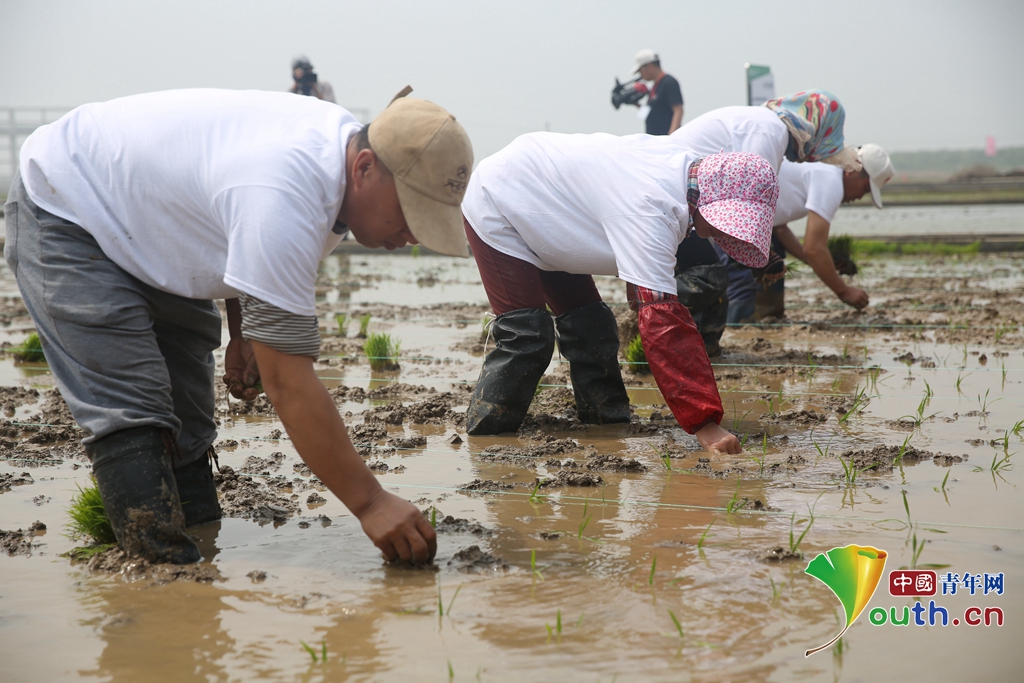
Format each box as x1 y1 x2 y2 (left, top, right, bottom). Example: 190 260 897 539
812 437 833 460
725 477 742 514
974 453 1012 474
838 386 868 424
648 441 673 471
531 549 544 581
300 640 328 664
910 531 925 570
923 379 933 402
576 613 585 627
730 401 753 431
934 470 951 499
830 376 841 392
364 332 400 371
648 555 657 586
740 432 750 449
788 510 813 558
626 333 648 373
769 577 784 605
67 479 117 558
1012 419 1024 438
902 489 912 527
430 506 438 528
12 332 45 363
1002 366 1008 390
577 499 593 539
334 313 348 337
841 343 850 361
448 659 454 681
358 313 372 338
866 366 882 395
556 609 562 637
697 517 715 549
837 455 875 486
446 584 463 616
961 343 968 364
893 433 914 468
410 244 421 257
529 479 544 504
977 388 1001 413
667 609 684 640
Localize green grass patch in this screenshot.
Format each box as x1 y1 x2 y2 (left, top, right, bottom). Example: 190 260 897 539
852 239 981 256
364 333 401 371
12 332 46 363
625 333 647 373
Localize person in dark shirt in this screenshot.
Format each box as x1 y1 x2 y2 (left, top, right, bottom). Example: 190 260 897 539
634 49 684 135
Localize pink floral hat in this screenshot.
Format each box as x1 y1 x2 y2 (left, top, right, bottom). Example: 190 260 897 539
696 152 780 268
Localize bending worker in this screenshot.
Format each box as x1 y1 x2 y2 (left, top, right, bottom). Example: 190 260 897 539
669 89 856 351
461 132 780 453
5 87 470 565
727 145 896 320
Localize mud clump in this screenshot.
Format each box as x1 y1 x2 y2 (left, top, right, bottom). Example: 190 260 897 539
423 510 492 536
238 452 285 474
85 547 222 583
214 465 299 520
448 545 510 573
349 423 387 443
760 546 803 563
0 386 40 416
584 453 648 473
761 408 829 425
226 395 277 417
1 527 38 556
0 471 34 492
363 393 461 427
306 492 327 507
387 435 427 449
839 445 965 472
459 478 515 492
537 470 604 488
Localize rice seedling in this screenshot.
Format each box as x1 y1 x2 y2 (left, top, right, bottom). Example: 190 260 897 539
893 433 914 468
1002 365 1008 390
725 477 742 514
448 659 454 681
358 313 372 338
838 386 868 424
934 470 951 498
830 376 841 392
626 334 648 373
364 333 400 371
66 480 117 559
648 555 657 586
667 609 684 640
300 639 328 664
1012 419 1024 438
788 510 813 558
837 455 875 486
334 313 348 337
769 577 784 605
974 453 1012 474
545 609 563 643
576 613 585 627
730 401 753 431
410 244 421 257
977 388 1001 413
697 517 715 549
812 437 833 460
12 332 45 363
429 506 438 528
866 366 882 395
577 499 593 539
437 580 463 617
749 434 768 477
531 549 544 581
648 442 673 471
528 479 544 504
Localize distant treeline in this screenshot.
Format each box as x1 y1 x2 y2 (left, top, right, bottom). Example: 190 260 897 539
889 147 1024 173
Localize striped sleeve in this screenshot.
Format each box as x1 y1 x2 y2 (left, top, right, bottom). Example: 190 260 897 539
238 292 320 358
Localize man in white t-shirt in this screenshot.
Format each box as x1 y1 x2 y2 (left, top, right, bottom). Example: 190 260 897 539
462 135 779 453
5 87 471 565
728 144 895 320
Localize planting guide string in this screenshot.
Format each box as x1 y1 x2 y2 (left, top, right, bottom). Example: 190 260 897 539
10 462 1021 534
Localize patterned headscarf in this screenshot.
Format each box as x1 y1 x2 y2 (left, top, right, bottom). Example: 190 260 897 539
764 90 860 171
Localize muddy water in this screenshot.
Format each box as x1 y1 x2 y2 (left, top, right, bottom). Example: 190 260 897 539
2 251 1023 682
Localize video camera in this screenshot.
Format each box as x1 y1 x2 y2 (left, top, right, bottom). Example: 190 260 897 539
611 76 649 109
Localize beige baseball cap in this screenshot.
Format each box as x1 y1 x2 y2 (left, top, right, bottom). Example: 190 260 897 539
368 87 473 257
633 48 659 73
857 144 895 209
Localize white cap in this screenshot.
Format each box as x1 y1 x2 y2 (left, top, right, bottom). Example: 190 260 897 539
633 49 659 73
857 144 895 209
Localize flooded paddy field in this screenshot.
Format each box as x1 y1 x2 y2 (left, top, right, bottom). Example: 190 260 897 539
1 249 1023 682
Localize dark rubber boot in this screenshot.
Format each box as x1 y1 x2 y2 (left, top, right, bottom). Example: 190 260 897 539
466 308 555 435
676 263 729 358
87 426 201 564
555 302 630 425
174 447 222 528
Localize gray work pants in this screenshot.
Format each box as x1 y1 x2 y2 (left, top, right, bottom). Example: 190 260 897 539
4 173 221 465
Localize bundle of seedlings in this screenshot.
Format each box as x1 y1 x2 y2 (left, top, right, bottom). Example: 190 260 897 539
66 479 117 560
364 333 401 371
12 332 46 363
828 234 858 276
625 333 648 374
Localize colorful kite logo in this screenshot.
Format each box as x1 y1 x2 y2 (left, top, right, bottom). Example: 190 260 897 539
804 544 888 657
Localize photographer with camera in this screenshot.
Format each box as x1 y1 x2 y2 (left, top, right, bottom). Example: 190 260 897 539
288 56 335 103
634 49 683 136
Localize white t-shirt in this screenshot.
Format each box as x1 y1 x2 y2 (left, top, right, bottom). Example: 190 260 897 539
19 89 358 316
462 132 699 295
670 106 789 173
774 160 844 226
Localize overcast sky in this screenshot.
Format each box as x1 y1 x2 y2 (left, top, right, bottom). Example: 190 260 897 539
2 0 1021 163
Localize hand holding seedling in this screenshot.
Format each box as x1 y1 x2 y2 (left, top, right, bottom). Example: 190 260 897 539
248 340 437 564
357 488 437 563
838 286 869 310
223 337 262 400
696 423 742 454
